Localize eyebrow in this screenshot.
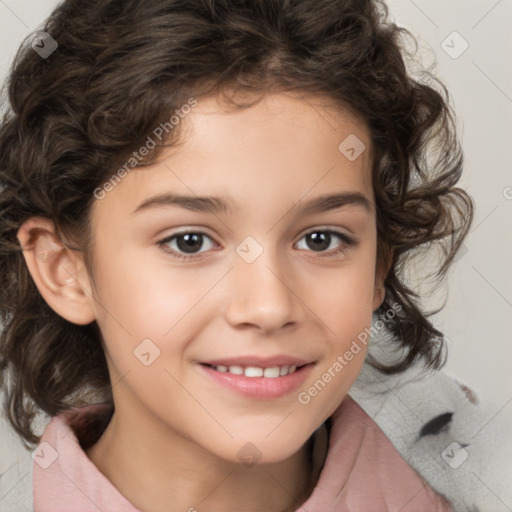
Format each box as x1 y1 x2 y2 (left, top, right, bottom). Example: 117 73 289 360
132 191 373 216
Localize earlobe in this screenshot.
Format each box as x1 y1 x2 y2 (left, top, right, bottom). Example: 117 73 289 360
372 284 386 311
374 243 392 311
372 268 387 311
17 217 96 325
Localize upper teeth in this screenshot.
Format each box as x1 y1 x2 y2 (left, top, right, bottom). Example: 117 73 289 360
212 365 298 378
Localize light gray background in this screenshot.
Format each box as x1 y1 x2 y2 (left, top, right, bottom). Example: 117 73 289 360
0 0 510 426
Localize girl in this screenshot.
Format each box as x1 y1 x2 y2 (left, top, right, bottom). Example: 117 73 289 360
0 0 473 510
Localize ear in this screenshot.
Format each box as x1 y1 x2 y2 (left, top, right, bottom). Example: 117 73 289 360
17 217 96 325
373 241 392 311
372 276 386 311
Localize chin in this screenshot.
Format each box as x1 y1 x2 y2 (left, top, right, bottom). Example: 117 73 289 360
221 433 310 467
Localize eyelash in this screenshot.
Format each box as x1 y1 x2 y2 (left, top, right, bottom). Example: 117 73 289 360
157 228 357 261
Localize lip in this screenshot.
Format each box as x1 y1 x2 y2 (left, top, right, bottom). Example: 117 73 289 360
199 355 312 367
198 361 315 400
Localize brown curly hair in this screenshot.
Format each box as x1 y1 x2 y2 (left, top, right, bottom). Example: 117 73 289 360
0 0 473 446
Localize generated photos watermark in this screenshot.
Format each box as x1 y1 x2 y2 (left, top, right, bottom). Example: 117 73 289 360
297 303 402 405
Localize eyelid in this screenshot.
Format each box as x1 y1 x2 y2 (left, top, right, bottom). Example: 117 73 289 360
157 229 220 259
157 226 357 260
298 225 355 242
294 227 356 256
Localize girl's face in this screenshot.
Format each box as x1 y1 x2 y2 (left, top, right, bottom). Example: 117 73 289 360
86 91 384 464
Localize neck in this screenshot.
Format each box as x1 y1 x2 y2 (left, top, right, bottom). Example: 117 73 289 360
86 406 325 512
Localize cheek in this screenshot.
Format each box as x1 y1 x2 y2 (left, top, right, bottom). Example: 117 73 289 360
91 245 211 335
301 270 375 416
305 253 377 393
313 257 377 330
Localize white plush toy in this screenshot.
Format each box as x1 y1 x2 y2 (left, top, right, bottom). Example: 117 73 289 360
351 323 512 512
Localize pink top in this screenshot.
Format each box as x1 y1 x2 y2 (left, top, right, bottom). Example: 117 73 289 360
33 395 453 511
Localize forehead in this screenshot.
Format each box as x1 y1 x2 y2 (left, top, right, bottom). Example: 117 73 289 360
182 90 371 161
91 91 373 221
191 89 367 126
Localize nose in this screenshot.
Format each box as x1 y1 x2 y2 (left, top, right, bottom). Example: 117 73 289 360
223 247 303 334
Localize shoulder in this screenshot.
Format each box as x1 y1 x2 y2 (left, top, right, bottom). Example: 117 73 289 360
302 393 454 511
0 402 119 512
350 359 512 512
31 403 138 512
323 395 453 511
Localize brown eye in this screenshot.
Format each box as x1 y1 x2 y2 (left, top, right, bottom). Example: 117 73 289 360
305 232 331 251
158 231 216 258
176 233 204 253
295 229 355 255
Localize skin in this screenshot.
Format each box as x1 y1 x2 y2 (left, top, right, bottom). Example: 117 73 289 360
18 91 386 512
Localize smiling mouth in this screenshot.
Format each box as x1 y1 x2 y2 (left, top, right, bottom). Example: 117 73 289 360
201 363 307 378
198 361 315 399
